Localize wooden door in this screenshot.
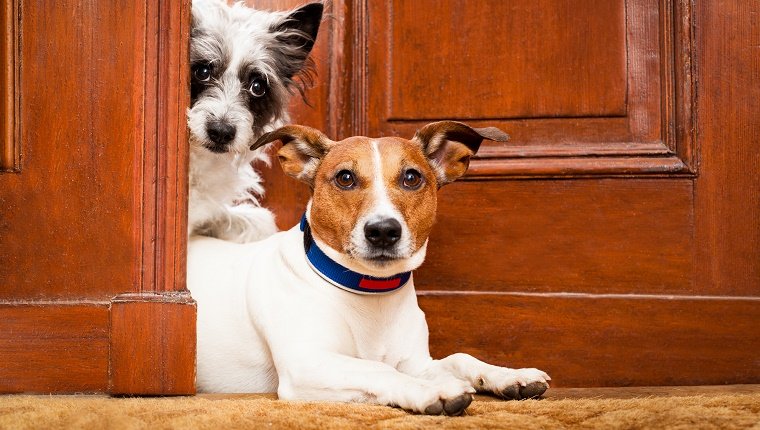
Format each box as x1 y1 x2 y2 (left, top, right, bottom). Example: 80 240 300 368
259 0 760 387
0 1 195 394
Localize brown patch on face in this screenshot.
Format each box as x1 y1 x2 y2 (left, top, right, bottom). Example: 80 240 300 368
308 137 439 256
309 137 376 253
376 138 438 251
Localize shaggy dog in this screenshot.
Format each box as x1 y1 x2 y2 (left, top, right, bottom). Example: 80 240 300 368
187 0 323 242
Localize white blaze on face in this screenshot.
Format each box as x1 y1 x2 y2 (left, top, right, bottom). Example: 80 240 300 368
350 141 412 257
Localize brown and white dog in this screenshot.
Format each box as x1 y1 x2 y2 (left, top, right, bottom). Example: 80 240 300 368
187 121 550 415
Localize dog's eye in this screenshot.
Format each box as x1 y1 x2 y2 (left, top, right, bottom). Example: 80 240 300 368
335 170 356 189
193 64 213 82
248 76 268 97
401 169 423 190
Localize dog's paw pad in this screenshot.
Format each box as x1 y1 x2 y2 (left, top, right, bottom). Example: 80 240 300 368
499 383 521 400
442 393 473 416
519 381 549 399
423 400 443 415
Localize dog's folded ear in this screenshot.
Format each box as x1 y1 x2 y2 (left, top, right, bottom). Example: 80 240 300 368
412 121 509 186
251 125 333 186
269 3 324 79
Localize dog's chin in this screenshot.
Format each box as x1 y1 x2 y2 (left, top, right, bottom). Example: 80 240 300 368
351 250 417 277
362 253 403 267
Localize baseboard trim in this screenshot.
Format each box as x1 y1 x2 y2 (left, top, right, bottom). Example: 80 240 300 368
109 291 196 395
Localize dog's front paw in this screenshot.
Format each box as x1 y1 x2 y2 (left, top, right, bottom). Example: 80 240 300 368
422 392 473 416
391 379 475 416
482 367 551 400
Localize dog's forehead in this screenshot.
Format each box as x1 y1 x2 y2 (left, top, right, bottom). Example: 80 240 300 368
191 4 280 63
325 137 426 168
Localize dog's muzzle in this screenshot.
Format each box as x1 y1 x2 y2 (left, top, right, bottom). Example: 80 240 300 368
205 120 237 153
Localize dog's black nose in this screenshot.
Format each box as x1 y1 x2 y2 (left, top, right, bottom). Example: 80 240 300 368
364 218 402 248
207 121 236 146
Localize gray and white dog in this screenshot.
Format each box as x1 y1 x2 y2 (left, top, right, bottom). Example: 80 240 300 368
188 0 323 243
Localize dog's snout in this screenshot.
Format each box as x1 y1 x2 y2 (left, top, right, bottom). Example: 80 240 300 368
207 121 237 146
364 218 402 248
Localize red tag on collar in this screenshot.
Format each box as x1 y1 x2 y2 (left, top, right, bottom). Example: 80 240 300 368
358 277 402 291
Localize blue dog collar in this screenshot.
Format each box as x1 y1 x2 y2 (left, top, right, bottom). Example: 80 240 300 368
300 214 411 294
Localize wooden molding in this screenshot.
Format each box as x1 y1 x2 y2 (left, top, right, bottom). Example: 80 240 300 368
0 293 198 395
420 293 760 387
0 303 110 394
466 156 690 179
349 0 696 178
110 292 196 395
134 0 191 293
1 0 19 172
350 0 369 137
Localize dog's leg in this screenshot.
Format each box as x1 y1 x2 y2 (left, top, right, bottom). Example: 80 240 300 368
276 353 475 415
412 353 551 400
204 204 278 243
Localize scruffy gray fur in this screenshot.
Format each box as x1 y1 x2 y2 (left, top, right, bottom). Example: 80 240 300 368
188 0 322 243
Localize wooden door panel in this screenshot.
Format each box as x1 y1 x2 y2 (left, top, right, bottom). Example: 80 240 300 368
362 0 690 177
422 294 760 387
0 0 195 394
387 1 627 119
419 179 693 294
350 0 697 294
0 305 109 393
694 1 760 297
266 0 759 387
0 1 139 300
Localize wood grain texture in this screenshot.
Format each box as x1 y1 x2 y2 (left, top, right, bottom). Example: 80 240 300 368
465 156 690 179
417 179 694 294
420 293 760 387
0 0 191 291
364 0 659 132
0 0 141 300
387 0 627 119
0 0 195 395
110 293 196 395
136 0 191 293
0 0 19 172
693 1 760 296
358 0 694 178
0 304 109 393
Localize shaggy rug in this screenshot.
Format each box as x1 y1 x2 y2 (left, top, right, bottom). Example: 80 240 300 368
0 386 758 429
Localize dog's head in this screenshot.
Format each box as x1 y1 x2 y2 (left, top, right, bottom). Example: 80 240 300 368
188 0 323 156
252 122 509 276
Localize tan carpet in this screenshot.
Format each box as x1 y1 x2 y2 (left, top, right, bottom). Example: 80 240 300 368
0 386 758 429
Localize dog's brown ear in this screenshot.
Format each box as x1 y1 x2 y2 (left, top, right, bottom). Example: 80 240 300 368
412 121 509 186
251 125 333 186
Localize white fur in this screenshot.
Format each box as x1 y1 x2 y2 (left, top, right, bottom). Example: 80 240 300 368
188 139 550 413
189 223 549 412
341 140 421 277
187 0 302 243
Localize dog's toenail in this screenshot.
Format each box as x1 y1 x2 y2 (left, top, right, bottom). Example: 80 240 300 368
501 384 520 400
519 381 549 399
443 394 473 416
424 400 443 415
